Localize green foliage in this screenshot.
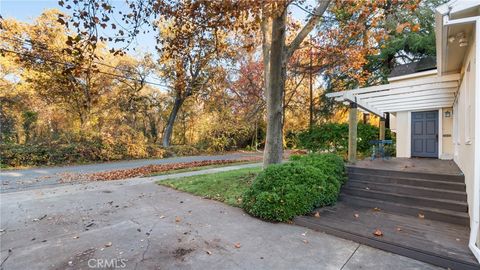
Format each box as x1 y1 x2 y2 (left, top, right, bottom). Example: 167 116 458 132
0 135 167 167
159 167 262 207
298 122 390 155
242 154 345 222
168 145 200 156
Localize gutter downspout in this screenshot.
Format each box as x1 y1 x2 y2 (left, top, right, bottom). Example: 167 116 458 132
444 14 480 263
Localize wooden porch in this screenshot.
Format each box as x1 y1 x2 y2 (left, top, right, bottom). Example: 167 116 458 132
295 158 479 270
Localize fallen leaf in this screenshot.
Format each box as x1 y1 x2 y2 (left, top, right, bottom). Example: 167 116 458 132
234 243 241 248
353 213 359 218
105 242 112 247
175 217 181 223
418 213 425 219
314 212 320 218
373 207 381 212
373 229 383 237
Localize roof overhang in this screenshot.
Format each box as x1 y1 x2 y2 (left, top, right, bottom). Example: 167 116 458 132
436 0 480 75
326 73 460 118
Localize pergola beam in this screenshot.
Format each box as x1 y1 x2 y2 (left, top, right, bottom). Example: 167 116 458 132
360 88 457 103
370 96 455 108
326 73 460 98
365 94 455 106
344 93 384 117
356 82 458 99
380 103 454 112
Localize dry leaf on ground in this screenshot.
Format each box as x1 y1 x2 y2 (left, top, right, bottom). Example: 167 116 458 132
373 229 383 237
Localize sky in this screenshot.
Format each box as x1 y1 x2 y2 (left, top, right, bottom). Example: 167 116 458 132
0 0 158 56
0 0 313 89
1 0 310 54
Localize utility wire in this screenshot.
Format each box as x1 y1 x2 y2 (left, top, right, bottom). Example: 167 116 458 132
1 35 168 87
0 47 171 89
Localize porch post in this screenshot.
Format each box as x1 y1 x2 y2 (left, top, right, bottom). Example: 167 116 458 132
379 117 386 140
348 102 358 163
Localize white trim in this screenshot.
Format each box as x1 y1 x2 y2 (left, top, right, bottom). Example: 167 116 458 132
378 103 455 113
470 17 480 263
407 112 412 158
439 108 443 159
326 74 460 98
388 69 438 82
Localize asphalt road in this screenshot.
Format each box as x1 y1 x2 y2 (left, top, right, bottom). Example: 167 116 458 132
0 152 262 193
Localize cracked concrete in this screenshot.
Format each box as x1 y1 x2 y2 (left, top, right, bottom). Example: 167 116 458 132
0 172 441 269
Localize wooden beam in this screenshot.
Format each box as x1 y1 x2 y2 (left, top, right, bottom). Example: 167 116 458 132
376 100 454 111
345 93 384 117
348 102 358 163
379 118 385 140
363 91 456 105
374 98 455 110
356 82 458 99
382 104 454 113
340 74 460 96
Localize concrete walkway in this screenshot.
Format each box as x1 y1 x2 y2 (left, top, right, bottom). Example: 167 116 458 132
0 171 440 270
0 152 262 193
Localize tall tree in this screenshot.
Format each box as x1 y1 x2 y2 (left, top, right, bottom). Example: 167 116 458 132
261 1 330 165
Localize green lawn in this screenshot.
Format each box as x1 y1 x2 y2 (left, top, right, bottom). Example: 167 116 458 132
158 167 262 207
147 161 258 177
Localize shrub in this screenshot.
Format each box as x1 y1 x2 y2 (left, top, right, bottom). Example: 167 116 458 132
242 163 329 222
298 122 392 155
290 153 346 205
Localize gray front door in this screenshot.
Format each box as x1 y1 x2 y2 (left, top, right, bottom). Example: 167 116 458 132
411 111 438 158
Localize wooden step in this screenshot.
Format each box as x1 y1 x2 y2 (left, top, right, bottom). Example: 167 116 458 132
339 194 470 226
345 180 467 201
342 187 468 212
347 166 464 183
348 172 466 191
294 202 479 270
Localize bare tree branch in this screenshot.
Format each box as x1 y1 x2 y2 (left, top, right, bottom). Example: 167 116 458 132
286 0 331 60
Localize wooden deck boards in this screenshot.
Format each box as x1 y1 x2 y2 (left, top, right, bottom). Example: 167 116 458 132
294 202 479 269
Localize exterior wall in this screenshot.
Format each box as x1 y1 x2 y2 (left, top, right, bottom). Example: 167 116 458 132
453 39 476 218
394 108 454 159
395 111 410 158
441 107 454 159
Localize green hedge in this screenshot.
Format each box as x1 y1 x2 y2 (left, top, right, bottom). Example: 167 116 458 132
242 153 345 222
0 141 168 167
297 122 391 154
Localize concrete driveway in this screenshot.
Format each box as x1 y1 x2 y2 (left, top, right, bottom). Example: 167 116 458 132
0 174 440 270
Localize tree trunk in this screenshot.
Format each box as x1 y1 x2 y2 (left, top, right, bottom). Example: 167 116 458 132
162 96 184 147
263 10 287 167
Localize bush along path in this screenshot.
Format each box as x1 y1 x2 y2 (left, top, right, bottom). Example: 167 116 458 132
159 153 346 223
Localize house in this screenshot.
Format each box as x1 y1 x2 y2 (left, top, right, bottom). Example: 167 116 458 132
324 0 480 266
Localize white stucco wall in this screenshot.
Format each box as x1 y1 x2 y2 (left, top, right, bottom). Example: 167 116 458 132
394 108 453 159
453 39 476 216
394 111 410 158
